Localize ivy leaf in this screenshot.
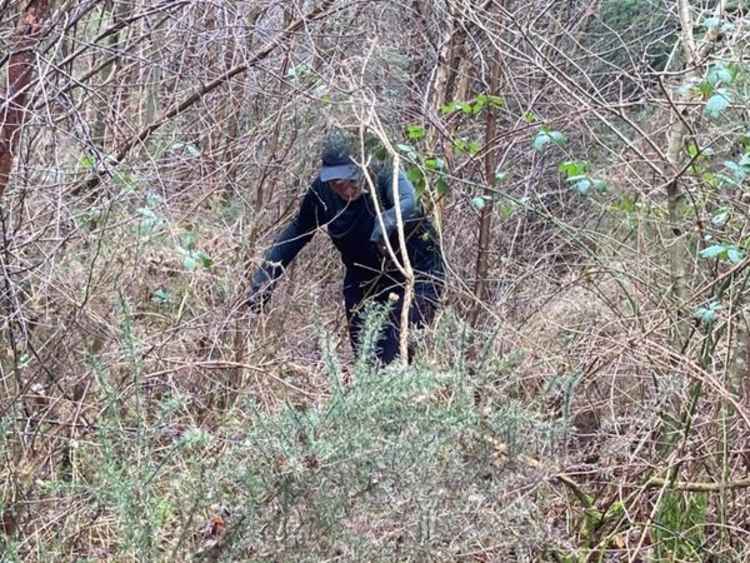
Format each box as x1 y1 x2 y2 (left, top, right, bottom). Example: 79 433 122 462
724 160 746 182
152 289 171 304
711 209 729 226
533 132 551 152
704 89 731 119
172 142 201 157
183 254 198 271
592 179 608 193
699 244 726 258
548 131 567 145
703 16 721 29
707 64 733 86
573 178 592 194
396 143 418 161
693 301 721 325
727 247 745 264
471 196 487 210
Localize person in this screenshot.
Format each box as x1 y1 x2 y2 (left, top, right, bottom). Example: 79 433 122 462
246 131 444 364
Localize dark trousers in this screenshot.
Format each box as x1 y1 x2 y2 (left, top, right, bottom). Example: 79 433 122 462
344 277 442 364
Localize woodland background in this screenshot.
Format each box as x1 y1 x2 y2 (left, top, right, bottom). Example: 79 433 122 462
2 0 750 560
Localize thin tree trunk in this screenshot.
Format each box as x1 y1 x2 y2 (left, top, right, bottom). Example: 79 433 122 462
0 0 51 200
665 0 726 345
472 61 501 324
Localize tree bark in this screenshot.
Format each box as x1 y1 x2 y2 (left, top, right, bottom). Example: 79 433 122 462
0 0 51 200
665 0 725 345
472 61 501 324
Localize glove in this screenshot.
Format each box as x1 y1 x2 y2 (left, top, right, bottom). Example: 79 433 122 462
245 285 272 313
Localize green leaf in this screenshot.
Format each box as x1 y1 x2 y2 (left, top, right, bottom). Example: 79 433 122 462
728 247 745 264
522 111 537 123
559 160 589 178
592 179 608 193
172 142 200 157
424 158 445 171
471 196 487 210
693 302 720 325
435 178 449 195
573 178 592 194
548 130 567 145
396 143 418 161
532 132 552 152
181 231 197 251
472 95 487 114
152 289 171 304
699 244 726 258
711 209 729 226
458 101 473 114
196 251 213 269
405 125 426 141
486 94 504 108
406 166 424 187
79 154 96 170
466 141 481 155
440 101 460 115
183 254 198 271
703 16 721 29
498 202 517 221
696 80 714 98
704 89 731 119
707 64 733 86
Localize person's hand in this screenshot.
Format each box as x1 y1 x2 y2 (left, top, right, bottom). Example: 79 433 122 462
245 286 271 314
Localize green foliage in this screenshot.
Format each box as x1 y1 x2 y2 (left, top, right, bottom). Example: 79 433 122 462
405 124 426 141
652 491 708 561
559 160 607 195
177 230 213 271
472 195 489 210
137 193 165 236
693 300 721 326
533 129 567 152
704 89 732 119
440 93 504 116
699 242 744 264
453 137 481 156
395 136 449 197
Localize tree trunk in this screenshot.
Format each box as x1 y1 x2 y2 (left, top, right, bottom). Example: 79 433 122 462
472 61 501 324
0 0 51 200
664 0 726 346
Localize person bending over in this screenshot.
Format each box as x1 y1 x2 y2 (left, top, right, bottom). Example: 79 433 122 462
247 132 444 364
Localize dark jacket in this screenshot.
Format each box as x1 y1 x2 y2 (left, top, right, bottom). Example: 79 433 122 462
250 169 442 297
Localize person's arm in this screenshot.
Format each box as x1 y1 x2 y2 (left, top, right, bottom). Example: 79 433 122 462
369 171 418 244
248 188 319 306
